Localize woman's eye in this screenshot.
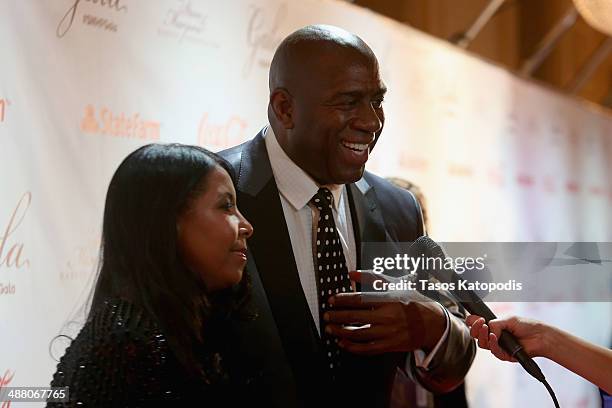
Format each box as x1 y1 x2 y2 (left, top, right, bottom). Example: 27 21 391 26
223 201 235 211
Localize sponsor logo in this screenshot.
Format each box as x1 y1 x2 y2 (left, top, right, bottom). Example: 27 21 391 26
0 282 15 295
399 154 428 172
0 98 9 123
0 193 31 271
56 0 128 38
487 166 504 187
62 230 99 282
589 186 605 196
157 0 218 48
542 175 557 193
80 105 160 141
516 173 535 187
197 113 248 150
566 180 581 194
447 163 473 178
242 3 287 77
0 369 15 407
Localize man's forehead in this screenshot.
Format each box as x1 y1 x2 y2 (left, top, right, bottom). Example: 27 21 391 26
300 39 374 64
314 55 385 93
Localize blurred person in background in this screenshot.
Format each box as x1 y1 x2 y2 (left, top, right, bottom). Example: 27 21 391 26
386 177 429 234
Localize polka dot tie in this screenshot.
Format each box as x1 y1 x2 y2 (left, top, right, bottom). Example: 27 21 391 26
310 187 351 377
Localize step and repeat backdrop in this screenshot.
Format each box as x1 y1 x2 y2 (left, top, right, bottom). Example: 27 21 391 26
1 1 611 406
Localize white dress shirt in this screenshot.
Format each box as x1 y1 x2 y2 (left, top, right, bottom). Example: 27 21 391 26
263 125 448 369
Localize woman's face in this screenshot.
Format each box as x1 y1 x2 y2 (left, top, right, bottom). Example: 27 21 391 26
177 165 253 291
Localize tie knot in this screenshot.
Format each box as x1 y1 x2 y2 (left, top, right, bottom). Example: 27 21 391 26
311 187 334 209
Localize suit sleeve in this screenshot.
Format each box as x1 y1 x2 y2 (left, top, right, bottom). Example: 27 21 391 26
406 289 476 393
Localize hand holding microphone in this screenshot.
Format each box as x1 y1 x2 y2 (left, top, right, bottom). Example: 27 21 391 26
466 314 612 396
466 315 548 363
411 236 561 407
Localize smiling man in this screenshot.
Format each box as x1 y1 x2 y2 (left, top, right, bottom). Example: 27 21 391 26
220 25 475 407
266 24 386 185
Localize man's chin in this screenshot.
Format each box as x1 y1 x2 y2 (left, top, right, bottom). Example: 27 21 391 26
333 167 365 185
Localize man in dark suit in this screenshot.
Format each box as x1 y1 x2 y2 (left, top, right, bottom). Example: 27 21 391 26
220 24 475 407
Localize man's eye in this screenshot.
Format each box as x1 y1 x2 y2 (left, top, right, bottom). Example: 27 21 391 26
372 99 384 109
223 201 235 210
338 99 358 107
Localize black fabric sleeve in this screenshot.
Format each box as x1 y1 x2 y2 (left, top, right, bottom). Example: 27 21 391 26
47 299 180 407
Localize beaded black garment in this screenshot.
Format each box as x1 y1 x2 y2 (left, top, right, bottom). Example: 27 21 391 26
47 298 225 407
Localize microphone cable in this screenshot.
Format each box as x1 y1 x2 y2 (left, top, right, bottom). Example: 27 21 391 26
543 379 561 408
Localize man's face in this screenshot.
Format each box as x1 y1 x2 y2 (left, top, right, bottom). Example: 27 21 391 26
284 48 386 185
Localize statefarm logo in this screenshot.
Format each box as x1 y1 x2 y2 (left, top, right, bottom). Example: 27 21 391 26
0 369 15 407
56 0 128 38
242 3 287 77
80 105 160 141
197 113 248 150
158 0 218 48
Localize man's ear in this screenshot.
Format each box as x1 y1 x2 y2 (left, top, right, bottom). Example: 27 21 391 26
269 88 294 129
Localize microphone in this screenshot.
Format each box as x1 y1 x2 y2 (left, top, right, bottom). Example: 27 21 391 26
409 236 546 383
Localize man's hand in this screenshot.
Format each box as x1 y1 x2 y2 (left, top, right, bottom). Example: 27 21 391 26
322 271 446 355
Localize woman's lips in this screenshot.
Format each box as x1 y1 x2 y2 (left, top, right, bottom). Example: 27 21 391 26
231 247 248 261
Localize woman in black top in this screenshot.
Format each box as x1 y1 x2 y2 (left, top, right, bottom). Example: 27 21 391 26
48 144 254 406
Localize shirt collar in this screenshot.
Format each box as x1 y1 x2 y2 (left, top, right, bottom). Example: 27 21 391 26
264 125 344 211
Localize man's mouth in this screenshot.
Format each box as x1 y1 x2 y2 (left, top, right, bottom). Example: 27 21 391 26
341 141 370 153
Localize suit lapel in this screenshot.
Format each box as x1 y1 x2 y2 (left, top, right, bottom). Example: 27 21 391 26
347 177 389 270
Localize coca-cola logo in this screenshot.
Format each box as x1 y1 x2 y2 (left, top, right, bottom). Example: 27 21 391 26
197 112 248 150
56 0 128 38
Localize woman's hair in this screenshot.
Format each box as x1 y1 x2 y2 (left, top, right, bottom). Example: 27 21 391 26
89 143 249 380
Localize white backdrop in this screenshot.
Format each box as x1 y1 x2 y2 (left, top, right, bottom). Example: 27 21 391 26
1 1 611 407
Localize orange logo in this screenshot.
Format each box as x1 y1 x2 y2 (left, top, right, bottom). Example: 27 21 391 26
197 113 248 150
80 105 160 141
0 369 14 407
0 98 8 123
0 193 31 271
399 154 429 172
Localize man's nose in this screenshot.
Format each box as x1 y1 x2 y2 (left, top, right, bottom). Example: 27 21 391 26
352 102 383 134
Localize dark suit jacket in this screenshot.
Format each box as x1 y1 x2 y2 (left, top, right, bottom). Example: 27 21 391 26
219 129 475 408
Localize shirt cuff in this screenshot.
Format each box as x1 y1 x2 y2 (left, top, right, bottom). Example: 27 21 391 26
409 303 450 370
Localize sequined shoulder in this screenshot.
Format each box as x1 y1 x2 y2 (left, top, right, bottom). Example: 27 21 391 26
48 298 181 407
